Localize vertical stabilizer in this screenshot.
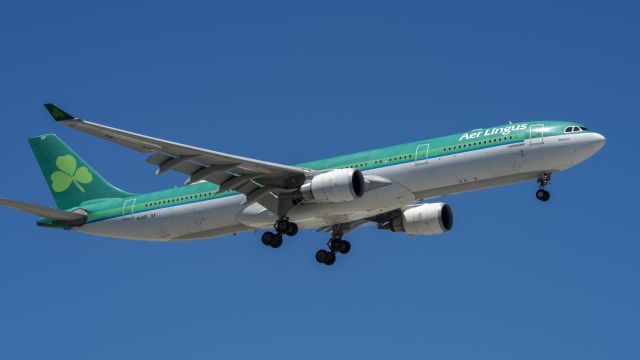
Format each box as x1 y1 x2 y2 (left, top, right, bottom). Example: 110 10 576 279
28 134 134 210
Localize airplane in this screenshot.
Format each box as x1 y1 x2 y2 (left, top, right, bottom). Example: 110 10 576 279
0 104 606 266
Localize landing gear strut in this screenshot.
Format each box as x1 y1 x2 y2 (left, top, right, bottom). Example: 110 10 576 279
536 173 551 202
315 227 351 266
261 217 298 248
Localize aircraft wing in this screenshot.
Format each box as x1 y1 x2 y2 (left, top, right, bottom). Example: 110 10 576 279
44 104 310 201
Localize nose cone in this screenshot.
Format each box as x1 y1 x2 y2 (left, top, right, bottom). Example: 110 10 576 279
576 132 606 162
590 132 606 153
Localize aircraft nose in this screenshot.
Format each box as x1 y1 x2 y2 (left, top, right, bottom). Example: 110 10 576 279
590 132 606 152
577 132 606 161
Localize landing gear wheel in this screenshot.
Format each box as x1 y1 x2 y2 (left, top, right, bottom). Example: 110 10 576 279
285 222 298 236
339 240 351 254
261 231 276 246
330 238 346 253
275 220 289 233
324 252 336 266
270 234 283 248
274 218 299 237
536 189 550 202
316 249 330 264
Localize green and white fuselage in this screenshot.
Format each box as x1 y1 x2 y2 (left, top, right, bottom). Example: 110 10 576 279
45 120 603 241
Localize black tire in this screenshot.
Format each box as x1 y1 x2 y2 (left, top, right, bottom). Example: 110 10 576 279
286 222 299 237
542 190 551 202
339 240 351 254
276 220 289 233
330 238 345 253
316 249 329 264
261 232 275 246
270 235 283 248
324 252 336 266
536 189 546 201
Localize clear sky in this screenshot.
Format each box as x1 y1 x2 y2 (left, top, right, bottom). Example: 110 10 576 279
0 1 638 359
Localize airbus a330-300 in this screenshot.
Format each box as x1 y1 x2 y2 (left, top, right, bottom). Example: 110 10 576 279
0 104 605 265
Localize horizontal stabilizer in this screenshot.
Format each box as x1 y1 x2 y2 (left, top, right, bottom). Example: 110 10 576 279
0 197 86 222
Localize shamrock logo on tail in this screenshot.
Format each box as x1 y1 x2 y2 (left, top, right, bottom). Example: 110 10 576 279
51 155 93 193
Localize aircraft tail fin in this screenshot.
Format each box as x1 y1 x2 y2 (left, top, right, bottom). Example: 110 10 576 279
28 133 134 210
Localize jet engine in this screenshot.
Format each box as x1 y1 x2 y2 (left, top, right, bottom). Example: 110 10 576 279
388 203 453 235
300 169 365 203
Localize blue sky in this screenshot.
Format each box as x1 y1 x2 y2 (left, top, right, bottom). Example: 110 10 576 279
0 1 638 359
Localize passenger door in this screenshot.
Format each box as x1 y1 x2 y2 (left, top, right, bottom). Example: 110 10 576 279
122 198 136 221
529 124 545 145
414 144 430 166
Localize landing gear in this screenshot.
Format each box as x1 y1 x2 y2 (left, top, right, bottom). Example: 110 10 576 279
536 173 551 202
261 217 298 249
330 238 351 254
315 249 335 265
261 231 283 248
315 225 352 266
536 189 550 202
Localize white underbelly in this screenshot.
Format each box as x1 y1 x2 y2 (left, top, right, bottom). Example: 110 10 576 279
79 196 245 241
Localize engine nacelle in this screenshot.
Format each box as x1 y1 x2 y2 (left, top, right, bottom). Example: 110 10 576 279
390 203 453 235
300 169 365 203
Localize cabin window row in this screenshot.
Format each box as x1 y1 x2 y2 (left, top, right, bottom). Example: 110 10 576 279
443 136 513 152
144 192 214 208
342 154 413 169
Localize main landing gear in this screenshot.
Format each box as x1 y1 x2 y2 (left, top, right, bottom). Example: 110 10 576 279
315 233 351 267
261 217 298 248
536 173 551 202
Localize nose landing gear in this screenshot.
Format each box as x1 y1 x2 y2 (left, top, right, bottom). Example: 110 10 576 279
261 217 299 248
536 173 551 202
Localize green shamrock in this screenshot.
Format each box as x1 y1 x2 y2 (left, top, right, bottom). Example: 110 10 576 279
50 155 93 193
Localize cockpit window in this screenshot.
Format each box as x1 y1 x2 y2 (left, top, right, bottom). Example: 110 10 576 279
565 125 590 133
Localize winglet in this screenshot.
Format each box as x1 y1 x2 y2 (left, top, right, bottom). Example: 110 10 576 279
44 103 75 121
